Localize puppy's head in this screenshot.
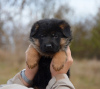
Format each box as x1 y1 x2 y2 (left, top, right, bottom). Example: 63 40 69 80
30 19 72 56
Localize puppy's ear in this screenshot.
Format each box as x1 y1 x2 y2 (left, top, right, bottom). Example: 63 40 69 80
59 21 71 38
30 23 39 37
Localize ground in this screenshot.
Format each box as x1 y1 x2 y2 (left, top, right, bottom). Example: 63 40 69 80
0 51 100 89
71 59 100 89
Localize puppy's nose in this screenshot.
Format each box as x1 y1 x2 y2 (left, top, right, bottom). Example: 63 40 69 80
45 44 52 48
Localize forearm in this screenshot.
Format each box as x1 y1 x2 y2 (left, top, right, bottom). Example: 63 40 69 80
46 74 75 89
7 67 35 87
23 65 38 86
7 71 25 86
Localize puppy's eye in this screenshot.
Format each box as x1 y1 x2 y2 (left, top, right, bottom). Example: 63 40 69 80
40 34 45 37
52 34 58 38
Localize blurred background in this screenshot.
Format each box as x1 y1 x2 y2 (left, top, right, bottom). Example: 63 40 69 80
0 0 100 89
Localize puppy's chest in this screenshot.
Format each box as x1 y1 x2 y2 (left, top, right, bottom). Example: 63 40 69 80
33 56 52 88
39 56 52 66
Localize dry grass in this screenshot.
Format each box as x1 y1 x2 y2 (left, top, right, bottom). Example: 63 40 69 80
0 50 25 84
70 59 100 89
0 50 100 89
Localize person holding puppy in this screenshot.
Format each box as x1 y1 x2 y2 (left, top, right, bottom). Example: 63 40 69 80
0 45 75 89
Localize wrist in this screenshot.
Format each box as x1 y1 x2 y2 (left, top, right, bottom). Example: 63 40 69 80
25 65 38 80
67 55 72 60
51 69 67 77
20 69 33 86
54 74 67 81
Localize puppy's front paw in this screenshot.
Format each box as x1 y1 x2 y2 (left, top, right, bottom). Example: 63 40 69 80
52 51 67 71
26 44 40 69
52 63 64 71
26 61 38 69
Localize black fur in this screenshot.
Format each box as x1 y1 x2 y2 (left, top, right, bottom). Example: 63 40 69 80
30 19 71 38
32 56 70 89
30 19 72 89
30 19 72 56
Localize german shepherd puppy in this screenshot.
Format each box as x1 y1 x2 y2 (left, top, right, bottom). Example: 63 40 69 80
26 19 72 89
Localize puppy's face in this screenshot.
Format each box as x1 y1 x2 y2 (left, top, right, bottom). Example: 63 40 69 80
33 28 64 54
30 19 72 55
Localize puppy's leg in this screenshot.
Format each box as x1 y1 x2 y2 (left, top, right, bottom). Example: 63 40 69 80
26 44 41 69
52 50 67 71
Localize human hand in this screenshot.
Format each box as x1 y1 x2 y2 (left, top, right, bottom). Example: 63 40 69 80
22 44 40 86
50 46 73 77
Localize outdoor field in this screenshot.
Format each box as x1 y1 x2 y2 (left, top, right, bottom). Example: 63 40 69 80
0 0 100 89
0 51 100 89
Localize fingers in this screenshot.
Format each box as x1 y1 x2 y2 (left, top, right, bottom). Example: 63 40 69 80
66 46 71 55
66 46 73 65
50 47 73 77
66 57 73 66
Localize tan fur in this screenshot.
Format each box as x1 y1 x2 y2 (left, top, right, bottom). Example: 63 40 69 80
26 44 41 69
27 38 68 70
60 38 66 45
49 38 68 71
59 24 66 30
35 24 39 30
60 38 66 49
60 38 68 51
34 38 40 46
52 38 68 71
31 38 54 57
34 87 38 89
52 50 67 71
27 44 67 70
